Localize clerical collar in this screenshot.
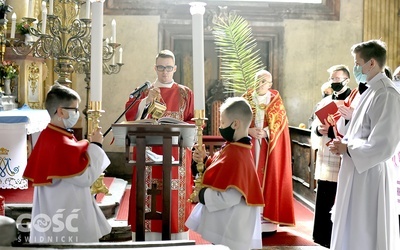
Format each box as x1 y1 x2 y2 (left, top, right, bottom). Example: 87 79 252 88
235 136 251 145
333 86 349 97
333 88 351 100
154 79 174 88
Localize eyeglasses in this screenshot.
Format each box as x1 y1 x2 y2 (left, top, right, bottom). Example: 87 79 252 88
258 79 273 85
394 75 400 81
329 77 348 82
62 107 79 113
156 65 174 72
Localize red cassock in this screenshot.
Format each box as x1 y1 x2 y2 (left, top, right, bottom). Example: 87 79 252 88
23 124 90 185
125 83 194 233
246 89 295 226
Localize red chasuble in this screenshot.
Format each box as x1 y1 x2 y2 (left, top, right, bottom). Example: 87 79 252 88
245 89 295 226
23 124 90 186
203 142 264 206
125 82 194 233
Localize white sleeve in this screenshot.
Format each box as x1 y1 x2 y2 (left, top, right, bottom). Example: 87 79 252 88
63 144 111 187
204 187 243 212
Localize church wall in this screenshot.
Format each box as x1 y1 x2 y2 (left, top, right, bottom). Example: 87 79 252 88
76 15 160 154
281 0 363 127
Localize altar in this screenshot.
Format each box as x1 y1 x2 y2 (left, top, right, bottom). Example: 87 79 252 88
0 106 50 189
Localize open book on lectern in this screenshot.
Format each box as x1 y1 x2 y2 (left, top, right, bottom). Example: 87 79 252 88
126 117 189 125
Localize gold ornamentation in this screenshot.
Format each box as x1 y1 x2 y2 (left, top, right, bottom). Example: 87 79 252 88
90 173 109 195
188 109 207 203
28 62 39 96
0 147 9 155
148 99 166 120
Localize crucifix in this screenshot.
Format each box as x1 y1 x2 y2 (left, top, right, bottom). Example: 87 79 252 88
145 183 162 220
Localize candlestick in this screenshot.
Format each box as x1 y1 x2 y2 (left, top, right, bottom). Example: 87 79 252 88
90 0 104 102
11 13 17 39
41 1 47 34
86 0 91 19
118 47 123 64
49 0 53 15
111 19 116 44
28 0 33 18
190 2 206 110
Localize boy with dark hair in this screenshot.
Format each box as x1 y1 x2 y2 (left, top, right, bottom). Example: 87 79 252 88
23 84 111 243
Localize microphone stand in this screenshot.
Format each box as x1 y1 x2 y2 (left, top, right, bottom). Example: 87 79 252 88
103 94 140 137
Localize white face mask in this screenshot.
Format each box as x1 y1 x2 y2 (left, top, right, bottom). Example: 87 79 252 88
62 109 79 129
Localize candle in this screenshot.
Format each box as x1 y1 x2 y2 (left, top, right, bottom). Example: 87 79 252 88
10 13 16 39
41 1 47 34
190 2 206 110
49 0 53 15
118 48 123 64
28 0 33 18
86 0 91 19
111 19 116 44
90 0 104 102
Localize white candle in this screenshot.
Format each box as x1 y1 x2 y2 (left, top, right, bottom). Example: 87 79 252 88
86 0 91 19
111 19 116 43
190 2 206 110
41 1 47 34
118 47 123 64
49 0 53 15
90 0 104 102
28 0 33 18
10 13 16 39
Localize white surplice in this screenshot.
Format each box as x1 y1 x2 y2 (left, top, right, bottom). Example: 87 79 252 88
29 144 111 243
330 73 400 250
185 188 262 250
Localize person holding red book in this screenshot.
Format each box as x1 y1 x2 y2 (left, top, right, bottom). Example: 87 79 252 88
310 64 352 248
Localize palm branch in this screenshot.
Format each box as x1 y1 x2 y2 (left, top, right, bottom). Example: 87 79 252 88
213 14 265 95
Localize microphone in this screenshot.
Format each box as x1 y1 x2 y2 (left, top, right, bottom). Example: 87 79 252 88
129 81 152 98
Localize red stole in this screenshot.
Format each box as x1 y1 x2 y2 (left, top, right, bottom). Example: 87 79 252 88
23 124 90 185
202 142 264 206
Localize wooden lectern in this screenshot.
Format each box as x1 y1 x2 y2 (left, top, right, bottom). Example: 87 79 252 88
112 122 196 241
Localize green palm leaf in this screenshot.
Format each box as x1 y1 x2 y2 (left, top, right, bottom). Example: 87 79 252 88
213 14 265 95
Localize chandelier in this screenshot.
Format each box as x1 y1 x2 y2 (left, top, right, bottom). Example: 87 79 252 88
9 0 123 87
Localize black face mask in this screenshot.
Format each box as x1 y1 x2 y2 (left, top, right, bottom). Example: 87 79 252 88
219 122 235 142
331 79 347 92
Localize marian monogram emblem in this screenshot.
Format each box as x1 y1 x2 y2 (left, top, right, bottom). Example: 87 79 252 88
0 147 20 178
0 147 26 189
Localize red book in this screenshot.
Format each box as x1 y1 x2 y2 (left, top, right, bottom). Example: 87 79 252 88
315 101 338 124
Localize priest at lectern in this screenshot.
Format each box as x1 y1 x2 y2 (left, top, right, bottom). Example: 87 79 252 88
124 50 195 240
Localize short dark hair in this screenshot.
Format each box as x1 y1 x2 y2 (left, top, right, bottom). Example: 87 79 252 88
327 65 350 79
156 50 175 64
220 97 253 127
351 40 387 68
45 84 80 117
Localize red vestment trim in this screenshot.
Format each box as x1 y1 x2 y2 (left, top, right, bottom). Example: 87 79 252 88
245 89 296 226
23 124 90 185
